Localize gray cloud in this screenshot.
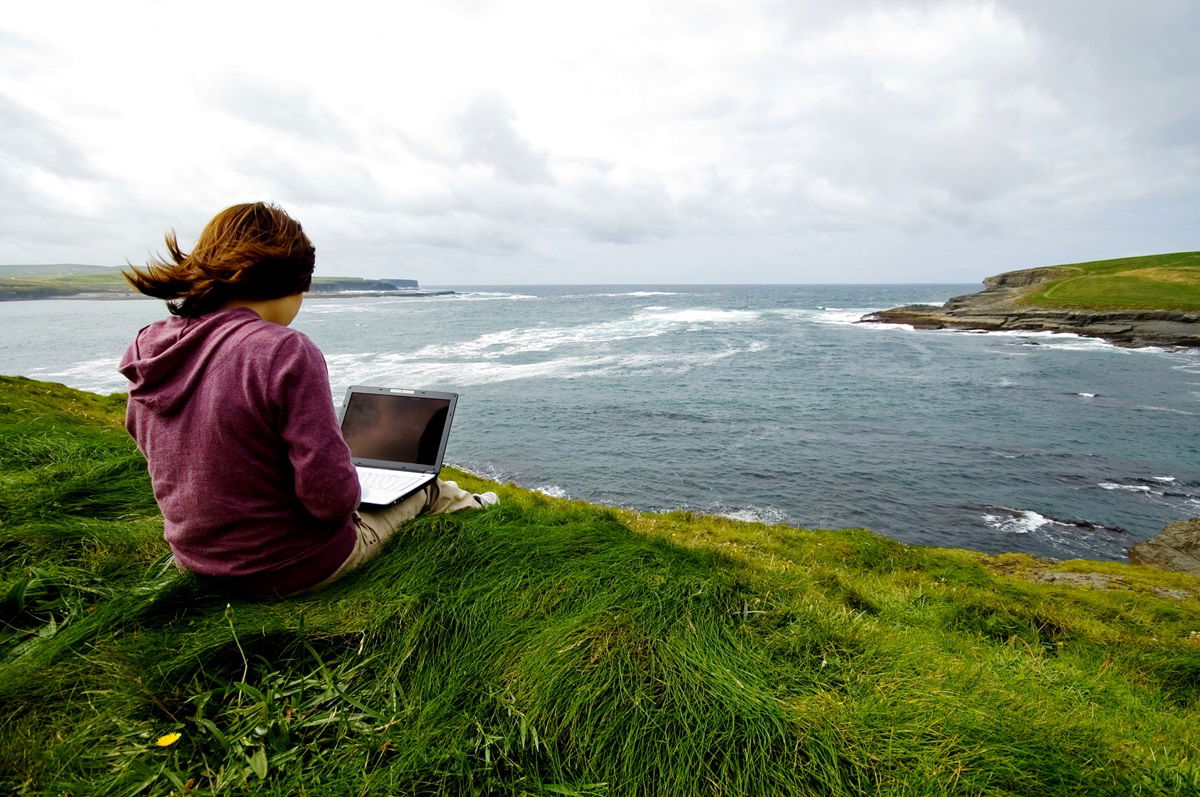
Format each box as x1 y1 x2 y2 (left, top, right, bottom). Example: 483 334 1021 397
3 2 1197 283
0 92 94 180
450 93 551 184
214 79 356 147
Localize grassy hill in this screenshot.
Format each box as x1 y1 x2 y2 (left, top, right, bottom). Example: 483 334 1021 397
0 264 120 277
1016 252 1200 311
1 376 1199 795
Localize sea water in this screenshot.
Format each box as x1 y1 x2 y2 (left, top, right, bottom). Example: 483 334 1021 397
3 284 1198 562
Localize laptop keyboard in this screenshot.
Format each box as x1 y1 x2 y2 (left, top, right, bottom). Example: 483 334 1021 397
358 468 427 492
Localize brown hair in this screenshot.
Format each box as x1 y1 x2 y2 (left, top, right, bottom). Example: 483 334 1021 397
124 202 315 317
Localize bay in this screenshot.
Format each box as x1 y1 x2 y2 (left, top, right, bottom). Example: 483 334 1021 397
3 284 1198 562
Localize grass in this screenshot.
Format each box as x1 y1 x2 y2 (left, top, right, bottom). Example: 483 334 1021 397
1017 252 1200 311
2 375 1199 795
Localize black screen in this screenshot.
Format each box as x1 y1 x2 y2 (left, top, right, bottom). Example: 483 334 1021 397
340 393 450 465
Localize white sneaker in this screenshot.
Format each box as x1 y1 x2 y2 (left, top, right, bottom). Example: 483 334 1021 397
475 491 499 507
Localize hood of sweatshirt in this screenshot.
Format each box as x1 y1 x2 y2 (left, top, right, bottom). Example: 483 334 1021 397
119 307 266 415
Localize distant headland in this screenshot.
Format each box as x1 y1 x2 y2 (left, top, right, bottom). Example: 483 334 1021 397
0 264 455 300
860 252 1200 348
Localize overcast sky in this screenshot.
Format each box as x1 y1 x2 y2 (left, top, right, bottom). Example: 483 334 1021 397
2 1 1197 284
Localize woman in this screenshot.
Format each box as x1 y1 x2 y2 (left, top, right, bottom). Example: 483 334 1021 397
119 202 493 598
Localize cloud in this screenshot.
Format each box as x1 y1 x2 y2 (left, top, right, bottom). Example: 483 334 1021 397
451 93 551 184
0 92 94 180
214 79 356 147
1 1 1197 281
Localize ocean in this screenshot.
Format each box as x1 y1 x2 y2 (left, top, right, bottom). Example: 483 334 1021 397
3 284 1198 562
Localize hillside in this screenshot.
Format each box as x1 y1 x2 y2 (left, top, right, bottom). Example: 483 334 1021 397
1018 252 1200 311
1 376 1199 795
0 263 119 277
0 266 429 301
862 252 1200 347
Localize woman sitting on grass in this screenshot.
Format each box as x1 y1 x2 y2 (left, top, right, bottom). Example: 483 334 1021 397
119 202 494 598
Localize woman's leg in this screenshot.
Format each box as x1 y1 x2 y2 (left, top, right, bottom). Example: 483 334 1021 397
300 479 487 592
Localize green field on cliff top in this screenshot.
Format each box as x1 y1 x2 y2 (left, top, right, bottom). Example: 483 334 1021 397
1017 251 1200 311
2 375 1199 795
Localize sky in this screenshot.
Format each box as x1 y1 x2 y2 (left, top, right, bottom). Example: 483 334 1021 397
2 1 1198 285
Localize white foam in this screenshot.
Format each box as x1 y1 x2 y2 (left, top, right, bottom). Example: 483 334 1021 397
642 305 669 311
32 358 126 394
1151 476 1177 483
1077 392 1096 398
772 307 915 331
325 339 767 388
719 506 789 525
1135 405 1199 416
402 308 760 360
1099 482 1156 494
533 484 569 499
982 509 1063 535
561 290 687 299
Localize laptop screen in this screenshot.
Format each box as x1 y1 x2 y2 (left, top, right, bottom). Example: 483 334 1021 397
340 392 451 466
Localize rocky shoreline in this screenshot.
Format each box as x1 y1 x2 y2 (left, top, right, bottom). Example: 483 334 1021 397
859 266 1200 348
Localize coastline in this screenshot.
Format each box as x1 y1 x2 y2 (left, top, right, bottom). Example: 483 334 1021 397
0 288 458 301
859 263 1200 348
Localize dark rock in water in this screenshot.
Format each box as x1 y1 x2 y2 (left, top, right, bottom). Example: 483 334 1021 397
1128 518 1200 574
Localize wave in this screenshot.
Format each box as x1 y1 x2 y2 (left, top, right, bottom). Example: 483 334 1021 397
980 505 1126 536
533 484 570 499
1099 482 1154 494
1135 405 1199 416
772 307 915 331
325 341 767 388
31 358 125 395
403 308 760 360
717 506 790 525
559 290 689 299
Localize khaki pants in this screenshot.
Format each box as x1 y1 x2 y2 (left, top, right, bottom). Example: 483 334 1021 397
302 479 481 593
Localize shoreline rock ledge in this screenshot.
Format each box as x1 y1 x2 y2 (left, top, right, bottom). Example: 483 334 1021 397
858 266 1200 348
1128 518 1200 575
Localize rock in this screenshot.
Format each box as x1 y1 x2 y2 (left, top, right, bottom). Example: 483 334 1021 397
1128 518 1200 574
1035 571 1115 589
982 266 1072 290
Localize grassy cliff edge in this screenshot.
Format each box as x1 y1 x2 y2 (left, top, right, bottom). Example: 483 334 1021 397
1 376 1198 796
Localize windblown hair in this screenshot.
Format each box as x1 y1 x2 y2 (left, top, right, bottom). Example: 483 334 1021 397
124 202 315 317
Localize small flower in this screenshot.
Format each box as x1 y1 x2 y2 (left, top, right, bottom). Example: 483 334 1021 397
155 732 182 747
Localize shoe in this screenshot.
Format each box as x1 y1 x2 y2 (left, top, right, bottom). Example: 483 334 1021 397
475 491 499 507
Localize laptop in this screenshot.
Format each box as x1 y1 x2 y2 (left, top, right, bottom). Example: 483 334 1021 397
338 385 458 505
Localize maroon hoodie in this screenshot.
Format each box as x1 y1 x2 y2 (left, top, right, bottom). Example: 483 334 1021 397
119 306 359 596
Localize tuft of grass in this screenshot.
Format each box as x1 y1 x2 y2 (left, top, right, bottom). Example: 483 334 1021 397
2 375 1199 795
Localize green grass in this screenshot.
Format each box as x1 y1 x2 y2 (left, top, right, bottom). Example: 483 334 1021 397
1017 252 1200 311
2 375 1199 795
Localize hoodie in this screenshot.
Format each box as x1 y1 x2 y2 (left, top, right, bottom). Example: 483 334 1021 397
119 306 359 596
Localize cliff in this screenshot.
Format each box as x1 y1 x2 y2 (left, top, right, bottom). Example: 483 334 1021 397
1 376 1198 795
861 252 1200 347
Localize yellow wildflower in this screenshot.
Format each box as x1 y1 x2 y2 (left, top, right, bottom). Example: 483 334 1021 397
155 732 182 747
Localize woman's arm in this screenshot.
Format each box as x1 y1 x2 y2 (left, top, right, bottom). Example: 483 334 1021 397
273 333 362 521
